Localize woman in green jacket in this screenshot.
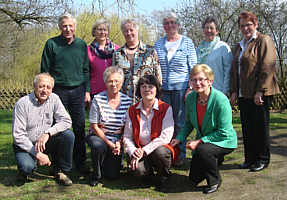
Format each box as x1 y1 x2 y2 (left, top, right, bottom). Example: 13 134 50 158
171 64 237 194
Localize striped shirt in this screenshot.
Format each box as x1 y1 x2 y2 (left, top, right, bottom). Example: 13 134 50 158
155 35 197 90
89 91 132 135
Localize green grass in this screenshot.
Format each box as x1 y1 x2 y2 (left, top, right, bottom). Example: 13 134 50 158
1 110 287 199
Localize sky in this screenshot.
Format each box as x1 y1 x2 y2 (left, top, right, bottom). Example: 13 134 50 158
134 0 180 14
74 0 181 14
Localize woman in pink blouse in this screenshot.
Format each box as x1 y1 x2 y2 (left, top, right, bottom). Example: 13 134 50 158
88 19 120 99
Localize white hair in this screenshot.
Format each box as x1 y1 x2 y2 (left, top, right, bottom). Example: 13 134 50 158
162 11 179 25
33 73 54 88
103 66 124 83
58 13 77 28
120 19 139 32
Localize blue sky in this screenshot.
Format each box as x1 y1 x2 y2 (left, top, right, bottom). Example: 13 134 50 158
75 0 180 14
134 0 180 14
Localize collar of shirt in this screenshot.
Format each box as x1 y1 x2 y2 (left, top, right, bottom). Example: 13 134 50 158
121 40 146 54
31 92 50 105
239 30 257 50
136 98 159 112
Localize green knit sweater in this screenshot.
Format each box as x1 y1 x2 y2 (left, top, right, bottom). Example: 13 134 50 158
41 35 90 91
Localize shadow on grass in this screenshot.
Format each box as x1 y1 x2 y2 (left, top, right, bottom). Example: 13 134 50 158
101 172 205 194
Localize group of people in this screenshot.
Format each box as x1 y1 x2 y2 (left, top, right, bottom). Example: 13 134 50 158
12 10 280 195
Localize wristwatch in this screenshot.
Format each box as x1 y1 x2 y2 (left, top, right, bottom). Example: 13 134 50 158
44 130 51 137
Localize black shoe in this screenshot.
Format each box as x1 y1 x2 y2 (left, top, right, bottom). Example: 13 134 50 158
156 176 169 193
76 165 90 175
218 156 224 166
239 162 252 169
89 175 99 187
203 179 222 194
249 162 268 172
17 173 28 185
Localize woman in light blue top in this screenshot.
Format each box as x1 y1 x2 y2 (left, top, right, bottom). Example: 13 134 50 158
196 17 233 96
154 11 197 165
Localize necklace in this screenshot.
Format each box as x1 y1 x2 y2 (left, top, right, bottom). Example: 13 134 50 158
126 43 139 50
197 96 209 105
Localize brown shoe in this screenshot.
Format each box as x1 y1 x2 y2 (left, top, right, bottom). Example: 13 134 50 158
55 172 73 186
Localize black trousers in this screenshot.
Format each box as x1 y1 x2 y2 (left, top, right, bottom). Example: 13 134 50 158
86 134 122 180
189 143 233 186
238 96 273 165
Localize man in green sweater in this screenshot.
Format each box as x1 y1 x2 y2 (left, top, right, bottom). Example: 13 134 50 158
41 13 90 174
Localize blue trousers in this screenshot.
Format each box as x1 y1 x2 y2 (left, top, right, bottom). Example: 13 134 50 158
14 129 75 176
53 84 87 168
161 89 186 159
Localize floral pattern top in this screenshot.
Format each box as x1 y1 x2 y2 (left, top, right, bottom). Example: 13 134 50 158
112 41 162 104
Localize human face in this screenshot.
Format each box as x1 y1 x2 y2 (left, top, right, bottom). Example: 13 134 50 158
105 73 123 96
140 84 157 101
95 23 109 43
122 23 139 45
163 17 179 35
34 76 53 104
59 17 75 39
203 22 218 42
239 18 258 41
190 72 213 94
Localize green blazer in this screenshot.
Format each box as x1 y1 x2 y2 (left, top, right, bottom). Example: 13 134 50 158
177 87 237 149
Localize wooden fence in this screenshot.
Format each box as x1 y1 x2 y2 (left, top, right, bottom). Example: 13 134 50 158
0 86 286 111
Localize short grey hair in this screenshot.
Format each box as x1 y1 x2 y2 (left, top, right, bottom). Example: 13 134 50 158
120 19 139 32
162 11 179 25
91 18 110 37
58 13 77 28
33 73 54 88
103 66 124 83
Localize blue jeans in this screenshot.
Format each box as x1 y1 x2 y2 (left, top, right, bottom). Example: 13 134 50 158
161 89 186 159
86 134 122 179
14 129 75 176
53 84 86 167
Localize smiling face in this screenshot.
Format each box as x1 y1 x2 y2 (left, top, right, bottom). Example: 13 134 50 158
140 83 157 102
239 18 258 41
163 17 179 36
203 22 218 42
59 17 75 40
105 72 123 96
122 22 139 45
190 72 213 94
95 23 109 43
34 76 54 104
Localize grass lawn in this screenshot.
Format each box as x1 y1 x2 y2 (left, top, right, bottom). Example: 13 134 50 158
0 109 287 200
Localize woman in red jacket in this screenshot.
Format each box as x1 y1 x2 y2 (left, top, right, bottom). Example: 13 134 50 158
123 75 176 191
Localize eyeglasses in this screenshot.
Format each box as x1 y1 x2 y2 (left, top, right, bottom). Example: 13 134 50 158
191 78 209 84
107 80 121 85
239 23 254 29
140 84 155 90
96 28 108 32
163 21 177 26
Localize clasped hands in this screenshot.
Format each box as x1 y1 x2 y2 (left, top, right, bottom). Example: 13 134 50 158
111 141 121 156
35 133 51 166
130 148 144 171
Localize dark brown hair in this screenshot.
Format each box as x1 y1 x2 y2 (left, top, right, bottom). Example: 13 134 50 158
202 17 218 30
135 74 161 99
